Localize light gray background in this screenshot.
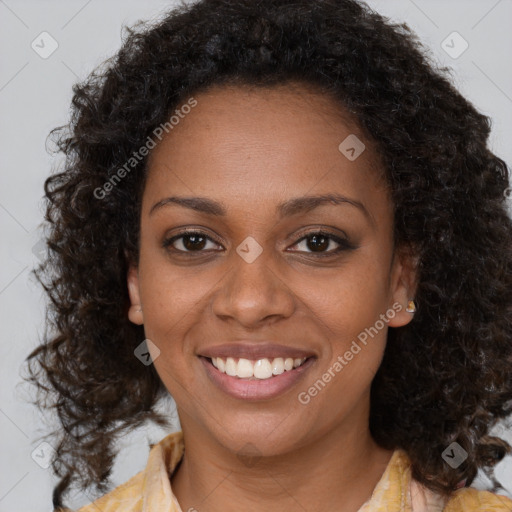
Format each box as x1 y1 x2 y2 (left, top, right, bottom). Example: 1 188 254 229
1 1 511 510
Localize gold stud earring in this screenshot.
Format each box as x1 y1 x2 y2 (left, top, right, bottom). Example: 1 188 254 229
405 300 416 313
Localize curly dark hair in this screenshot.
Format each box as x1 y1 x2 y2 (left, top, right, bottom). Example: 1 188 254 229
23 0 512 509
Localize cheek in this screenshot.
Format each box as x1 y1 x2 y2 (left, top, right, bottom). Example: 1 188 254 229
297 252 391 380
298 267 391 420
299 252 392 331
138 248 217 327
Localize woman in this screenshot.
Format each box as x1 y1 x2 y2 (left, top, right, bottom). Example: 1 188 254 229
25 0 512 510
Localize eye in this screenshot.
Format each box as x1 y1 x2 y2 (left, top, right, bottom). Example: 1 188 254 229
289 231 354 256
162 230 222 253
162 229 355 257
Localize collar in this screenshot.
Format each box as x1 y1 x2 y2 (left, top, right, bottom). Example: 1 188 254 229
142 431 184 511
141 431 447 512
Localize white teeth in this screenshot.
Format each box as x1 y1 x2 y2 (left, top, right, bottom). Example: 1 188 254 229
272 358 284 375
237 358 254 378
253 359 273 379
225 357 237 377
209 356 308 380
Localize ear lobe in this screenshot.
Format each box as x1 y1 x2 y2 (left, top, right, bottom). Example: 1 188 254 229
387 247 419 328
127 264 144 325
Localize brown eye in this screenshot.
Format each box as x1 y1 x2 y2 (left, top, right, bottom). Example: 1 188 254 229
290 231 353 255
303 233 331 252
163 231 221 253
181 233 207 251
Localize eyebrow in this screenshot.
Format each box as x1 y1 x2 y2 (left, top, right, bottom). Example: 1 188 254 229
149 193 372 222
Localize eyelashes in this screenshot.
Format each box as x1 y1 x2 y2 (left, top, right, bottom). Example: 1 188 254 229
163 230 220 253
162 229 356 258
292 231 355 256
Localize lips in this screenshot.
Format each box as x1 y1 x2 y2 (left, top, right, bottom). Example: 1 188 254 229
198 342 316 401
198 342 316 361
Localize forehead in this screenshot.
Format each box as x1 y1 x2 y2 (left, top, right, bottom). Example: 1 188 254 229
143 83 389 217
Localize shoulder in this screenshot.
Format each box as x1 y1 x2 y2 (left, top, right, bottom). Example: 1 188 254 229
76 471 144 512
75 431 184 512
443 487 512 512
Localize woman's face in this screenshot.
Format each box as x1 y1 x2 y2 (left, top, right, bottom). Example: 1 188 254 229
127 83 415 457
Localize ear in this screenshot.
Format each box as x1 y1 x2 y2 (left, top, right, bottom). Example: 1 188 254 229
387 246 419 328
127 264 144 325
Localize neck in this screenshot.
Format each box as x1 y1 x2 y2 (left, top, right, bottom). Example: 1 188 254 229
171 411 393 512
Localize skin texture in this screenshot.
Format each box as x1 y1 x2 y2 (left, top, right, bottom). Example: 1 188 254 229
26 2 512 506
127 84 416 511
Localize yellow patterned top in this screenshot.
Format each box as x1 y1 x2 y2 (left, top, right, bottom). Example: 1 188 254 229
76 431 512 511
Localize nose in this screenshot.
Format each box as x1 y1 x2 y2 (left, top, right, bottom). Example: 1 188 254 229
211 247 295 328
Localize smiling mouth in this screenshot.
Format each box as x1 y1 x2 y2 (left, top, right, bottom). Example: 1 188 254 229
202 356 311 380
